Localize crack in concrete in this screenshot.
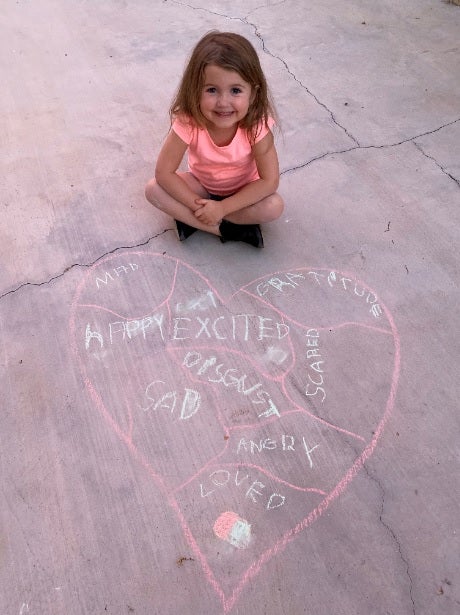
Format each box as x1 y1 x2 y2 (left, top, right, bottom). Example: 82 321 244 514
281 117 460 176
3 3 458 300
362 463 416 615
245 22 361 147
412 141 460 189
0 230 170 301
170 1 459 185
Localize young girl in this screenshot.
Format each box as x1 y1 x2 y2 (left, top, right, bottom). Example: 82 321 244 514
145 31 284 248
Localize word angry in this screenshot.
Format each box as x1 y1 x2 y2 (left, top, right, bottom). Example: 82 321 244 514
237 435 319 468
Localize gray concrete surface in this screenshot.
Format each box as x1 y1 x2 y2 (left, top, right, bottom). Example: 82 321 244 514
1 1 459 614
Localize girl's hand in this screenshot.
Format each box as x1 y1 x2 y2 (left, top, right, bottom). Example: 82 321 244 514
194 198 224 226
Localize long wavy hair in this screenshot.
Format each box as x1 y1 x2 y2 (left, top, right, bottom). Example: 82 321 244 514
169 31 278 143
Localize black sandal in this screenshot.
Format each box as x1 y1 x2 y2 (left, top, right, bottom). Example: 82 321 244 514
219 220 264 248
175 219 197 241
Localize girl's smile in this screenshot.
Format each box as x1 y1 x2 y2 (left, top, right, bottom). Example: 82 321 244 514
200 64 253 137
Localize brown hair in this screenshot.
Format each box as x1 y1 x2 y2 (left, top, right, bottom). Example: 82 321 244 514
169 31 277 142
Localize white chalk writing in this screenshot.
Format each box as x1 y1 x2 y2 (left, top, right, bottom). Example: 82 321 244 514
182 351 280 419
85 323 104 349
304 329 326 402
237 435 319 468
256 272 306 297
109 314 165 342
139 380 201 420
308 270 383 318
171 314 289 342
199 468 286 510
175 290 217 313
84 312 290 350
95 263 139 288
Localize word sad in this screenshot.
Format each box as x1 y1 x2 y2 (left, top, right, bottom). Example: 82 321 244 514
139 381 200 420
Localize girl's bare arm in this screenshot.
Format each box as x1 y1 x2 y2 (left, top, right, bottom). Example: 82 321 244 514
155 130 202 212
194 131 280 224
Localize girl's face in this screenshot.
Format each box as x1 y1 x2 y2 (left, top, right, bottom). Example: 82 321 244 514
199 64 254 132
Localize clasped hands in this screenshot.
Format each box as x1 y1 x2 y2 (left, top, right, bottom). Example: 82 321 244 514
193 198 224 226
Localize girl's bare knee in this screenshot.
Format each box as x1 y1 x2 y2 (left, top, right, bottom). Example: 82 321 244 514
144 178 156 203
265 193 284 221
144 179 165 210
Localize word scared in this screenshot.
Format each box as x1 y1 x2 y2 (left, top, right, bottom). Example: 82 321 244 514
304 328 326 402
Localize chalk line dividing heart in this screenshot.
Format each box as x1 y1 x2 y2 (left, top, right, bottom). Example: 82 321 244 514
70 251 400 613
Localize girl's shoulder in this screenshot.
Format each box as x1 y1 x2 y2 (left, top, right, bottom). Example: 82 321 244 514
172 113 195 128
172 114 200 144
252 116 276 144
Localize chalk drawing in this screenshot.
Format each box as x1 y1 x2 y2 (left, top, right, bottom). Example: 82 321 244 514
139 380 201 420
214 512 251 549
199 468 286 510
236 435 319 468
304 328 327 402
182 350 280 419
70 252 400 613
95 263 139 289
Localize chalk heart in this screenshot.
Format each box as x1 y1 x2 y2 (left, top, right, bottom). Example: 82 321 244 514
70 252 400 613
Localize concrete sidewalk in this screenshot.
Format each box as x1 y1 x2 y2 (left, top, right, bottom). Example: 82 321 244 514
1 1 459 613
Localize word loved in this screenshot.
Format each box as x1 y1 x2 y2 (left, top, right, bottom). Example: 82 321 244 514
237 435 319 468
256 272 306 297
308 270 383 318
200 469 286 510
95 263 139 288
183 351 279 419
304 329 326 402
139 380 201 420
84 312 289 350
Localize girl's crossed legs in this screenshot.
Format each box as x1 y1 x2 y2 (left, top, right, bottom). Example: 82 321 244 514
145 172 284 237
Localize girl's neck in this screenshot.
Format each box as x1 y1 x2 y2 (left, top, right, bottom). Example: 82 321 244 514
206 123 239 147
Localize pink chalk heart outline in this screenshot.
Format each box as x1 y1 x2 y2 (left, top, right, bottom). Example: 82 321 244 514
70 251 400 613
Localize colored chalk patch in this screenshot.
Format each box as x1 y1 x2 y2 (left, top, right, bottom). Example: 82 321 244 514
214 511 251 549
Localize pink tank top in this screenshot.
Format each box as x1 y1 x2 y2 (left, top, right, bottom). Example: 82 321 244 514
172 116 275 196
